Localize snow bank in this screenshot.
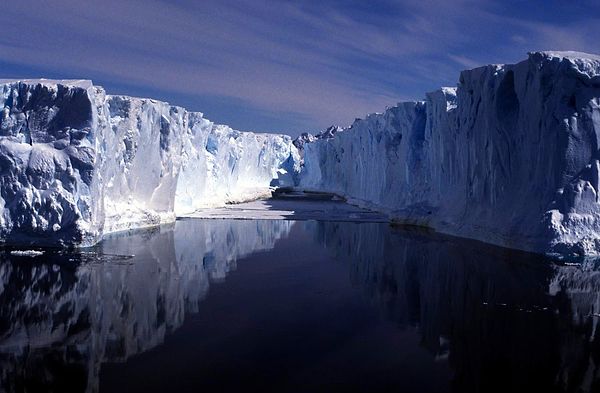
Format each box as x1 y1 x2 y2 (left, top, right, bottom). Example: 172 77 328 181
0 80 297 246
298 51 600 256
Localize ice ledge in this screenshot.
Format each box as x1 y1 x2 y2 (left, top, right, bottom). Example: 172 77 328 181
0 78 94 89
532 51 600 62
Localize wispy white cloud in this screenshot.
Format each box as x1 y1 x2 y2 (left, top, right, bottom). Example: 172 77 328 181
448 54 482 70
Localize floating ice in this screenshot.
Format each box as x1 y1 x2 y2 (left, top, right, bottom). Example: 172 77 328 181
9 250 44 257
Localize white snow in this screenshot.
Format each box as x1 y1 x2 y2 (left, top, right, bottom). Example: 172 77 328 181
538 51 600 62
298 51 600 257
0 79 93 89
0 79 298 246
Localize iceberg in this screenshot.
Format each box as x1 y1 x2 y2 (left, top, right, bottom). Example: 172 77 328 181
298 52 600 257
0 79 297 246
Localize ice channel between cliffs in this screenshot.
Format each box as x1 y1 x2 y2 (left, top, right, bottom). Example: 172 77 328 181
297 51 600 258
0 79 299 246
4 51 600 257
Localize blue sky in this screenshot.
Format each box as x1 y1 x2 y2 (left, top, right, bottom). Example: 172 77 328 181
1 0 599 136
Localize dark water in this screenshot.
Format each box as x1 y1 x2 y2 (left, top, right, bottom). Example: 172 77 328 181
1 219 600 393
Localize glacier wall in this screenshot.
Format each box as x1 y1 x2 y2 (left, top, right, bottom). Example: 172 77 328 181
0 79 297 246
298 52 600 257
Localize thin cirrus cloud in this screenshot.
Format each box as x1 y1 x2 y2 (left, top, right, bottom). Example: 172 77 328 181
0 0 599 136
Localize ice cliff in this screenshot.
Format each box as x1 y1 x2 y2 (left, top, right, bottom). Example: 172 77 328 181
298 51 600 257
4 51 600 256
0 79 297 246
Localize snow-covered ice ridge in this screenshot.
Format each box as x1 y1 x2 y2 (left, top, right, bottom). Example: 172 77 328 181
0 79 298 246
298 51 600 257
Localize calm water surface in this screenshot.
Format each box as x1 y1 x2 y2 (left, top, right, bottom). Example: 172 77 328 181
1 218 599 392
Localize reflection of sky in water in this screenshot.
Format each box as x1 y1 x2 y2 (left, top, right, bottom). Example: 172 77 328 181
0 219 599 392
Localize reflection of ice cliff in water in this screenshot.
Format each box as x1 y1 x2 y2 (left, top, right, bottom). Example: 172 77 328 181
0 220 294 393
2 219 600 392
308 221 600 393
